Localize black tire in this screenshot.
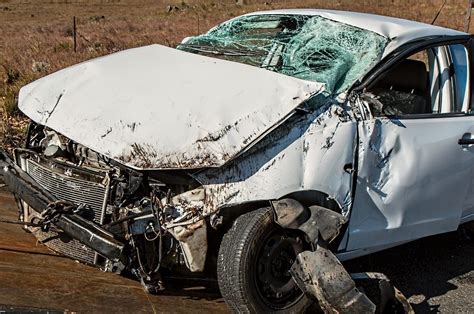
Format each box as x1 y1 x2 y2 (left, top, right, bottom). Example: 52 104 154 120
462 221 474 239
217 207 313 313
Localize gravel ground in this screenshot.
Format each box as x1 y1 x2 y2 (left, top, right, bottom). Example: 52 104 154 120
345 230 474 313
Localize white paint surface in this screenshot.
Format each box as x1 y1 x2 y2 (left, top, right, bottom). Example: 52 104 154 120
18 44 324 170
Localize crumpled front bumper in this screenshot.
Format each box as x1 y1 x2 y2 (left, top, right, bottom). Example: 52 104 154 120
0 149 126 263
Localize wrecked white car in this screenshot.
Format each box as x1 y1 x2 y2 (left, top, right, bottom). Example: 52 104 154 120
1 8 473 312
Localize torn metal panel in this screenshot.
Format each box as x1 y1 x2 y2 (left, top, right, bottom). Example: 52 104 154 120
194 102 357 216
169 220 207 272
290 249 376 313
350 272 414 313
18 44 324 170
272 198 347 244
347 114 474 251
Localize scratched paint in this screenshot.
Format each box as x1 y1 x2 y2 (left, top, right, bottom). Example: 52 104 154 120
18 44 324 170
188 100 357 216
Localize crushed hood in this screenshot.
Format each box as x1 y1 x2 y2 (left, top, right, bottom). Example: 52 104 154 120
18 44 324 170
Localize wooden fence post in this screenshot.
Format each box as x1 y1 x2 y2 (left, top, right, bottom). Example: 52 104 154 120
465 0 473 33
73 16 77 53
197 14 200 35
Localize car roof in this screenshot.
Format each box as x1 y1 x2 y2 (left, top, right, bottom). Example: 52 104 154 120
243 9 468 57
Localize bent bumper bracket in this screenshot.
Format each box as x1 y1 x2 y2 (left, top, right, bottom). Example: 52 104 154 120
0 149 126 263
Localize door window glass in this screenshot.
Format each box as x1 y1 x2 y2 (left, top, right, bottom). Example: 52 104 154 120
449 44 469 112
367 43 469 117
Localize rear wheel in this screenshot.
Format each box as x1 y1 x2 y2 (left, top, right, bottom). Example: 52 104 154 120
217 207 313 312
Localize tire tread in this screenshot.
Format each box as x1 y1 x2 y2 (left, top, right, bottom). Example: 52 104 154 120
217 207 311 313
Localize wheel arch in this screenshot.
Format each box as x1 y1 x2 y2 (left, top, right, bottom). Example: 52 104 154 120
215 189 344 237
206 190 347 275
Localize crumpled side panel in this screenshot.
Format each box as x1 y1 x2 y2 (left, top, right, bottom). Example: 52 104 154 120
179 14 387 93
347 116 474 252
194 101 357 216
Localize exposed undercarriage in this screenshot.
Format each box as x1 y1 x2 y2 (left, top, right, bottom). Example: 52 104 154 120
9 122 216 290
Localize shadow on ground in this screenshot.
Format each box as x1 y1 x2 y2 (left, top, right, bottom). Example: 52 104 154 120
344 231 474 313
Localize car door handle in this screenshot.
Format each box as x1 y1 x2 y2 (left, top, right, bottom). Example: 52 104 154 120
458 138 474 145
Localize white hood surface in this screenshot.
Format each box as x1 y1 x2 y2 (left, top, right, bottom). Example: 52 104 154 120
19 44 324 169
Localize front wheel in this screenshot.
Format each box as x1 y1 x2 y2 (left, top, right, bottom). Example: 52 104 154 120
217 207 313 313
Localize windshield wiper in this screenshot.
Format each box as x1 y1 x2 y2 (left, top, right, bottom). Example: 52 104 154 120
178 44 262 57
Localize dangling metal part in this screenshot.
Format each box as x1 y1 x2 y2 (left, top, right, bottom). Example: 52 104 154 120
291 248 376 313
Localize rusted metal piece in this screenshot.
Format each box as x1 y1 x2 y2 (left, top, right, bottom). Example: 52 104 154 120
290 248 376 313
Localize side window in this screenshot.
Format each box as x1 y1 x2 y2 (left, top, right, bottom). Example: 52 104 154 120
367 43 470 117
450 44 470 112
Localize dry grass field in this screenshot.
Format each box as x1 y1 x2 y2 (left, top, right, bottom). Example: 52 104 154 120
0 0 470 149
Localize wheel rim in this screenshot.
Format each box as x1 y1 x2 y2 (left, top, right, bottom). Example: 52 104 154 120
253 227 306 310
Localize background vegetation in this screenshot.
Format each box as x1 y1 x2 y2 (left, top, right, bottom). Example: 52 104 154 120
0 0 470 149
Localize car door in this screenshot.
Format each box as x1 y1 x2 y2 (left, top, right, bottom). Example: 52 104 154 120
345 40 474 251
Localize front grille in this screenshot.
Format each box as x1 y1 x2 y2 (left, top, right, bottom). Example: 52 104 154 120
31 228 98 265
23 158 109 265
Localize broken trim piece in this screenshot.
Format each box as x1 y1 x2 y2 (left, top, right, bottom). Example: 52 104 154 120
271 198 347 244
291 249 414 313
291 248 376 313
351 272 415 313
169 219 208 272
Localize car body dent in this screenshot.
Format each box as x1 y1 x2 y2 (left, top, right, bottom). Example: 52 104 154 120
346 114 474 251
157 97 357 270
159 102 357 271
18 44 324 170
192 102 357 217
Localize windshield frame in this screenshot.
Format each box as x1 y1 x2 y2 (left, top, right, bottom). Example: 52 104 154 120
178 13 389 94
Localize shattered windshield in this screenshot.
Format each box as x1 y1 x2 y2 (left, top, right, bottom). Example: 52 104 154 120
177 14 388 94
